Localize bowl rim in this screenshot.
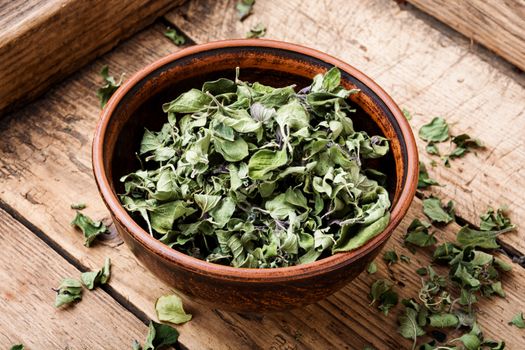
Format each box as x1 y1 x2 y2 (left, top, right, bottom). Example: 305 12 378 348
92 39 418 282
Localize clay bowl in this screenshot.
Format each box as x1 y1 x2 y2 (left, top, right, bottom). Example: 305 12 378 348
92 39 418 313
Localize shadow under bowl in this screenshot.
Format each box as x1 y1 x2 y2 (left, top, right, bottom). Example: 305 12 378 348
92 39 418 313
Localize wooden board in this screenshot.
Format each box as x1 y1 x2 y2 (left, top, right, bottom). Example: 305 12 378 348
0 19 525 350
406 0 525 72
0 0 184 116
0 207 147 348
165 0 525 257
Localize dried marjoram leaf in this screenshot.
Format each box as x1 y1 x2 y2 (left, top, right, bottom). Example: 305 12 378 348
96 65 123 108
246 23 266 38
54 278 82 308
71 212 108 247
164 28 186 46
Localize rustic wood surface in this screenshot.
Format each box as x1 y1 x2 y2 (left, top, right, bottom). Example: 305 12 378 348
405 0 525 72
0 207 147 348
0 0 524 348
0 0 184 116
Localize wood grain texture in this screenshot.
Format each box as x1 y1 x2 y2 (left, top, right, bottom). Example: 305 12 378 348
0 20 524 349
165 0 525 258
0 207 147 348
406 0 525 72
0 0 184 116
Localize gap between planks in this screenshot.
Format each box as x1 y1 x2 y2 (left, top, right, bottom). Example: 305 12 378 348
0 206 147 348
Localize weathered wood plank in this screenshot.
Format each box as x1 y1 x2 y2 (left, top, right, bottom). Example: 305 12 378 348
165 0 525 256
0 21 525 349
0 207 147 348
0 0 184 116
405 0 525 72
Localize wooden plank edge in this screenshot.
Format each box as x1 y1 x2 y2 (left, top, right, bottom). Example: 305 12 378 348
0 0 187 117
404 0 525 72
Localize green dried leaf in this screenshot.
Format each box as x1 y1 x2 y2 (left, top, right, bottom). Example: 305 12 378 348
246 23 266 38
138 321 179 350
236 0 255 21
480 206 515 231
96 65 123 108
333 213 391 253
509 312 525 328
458 333 481 350
402 108 412 120
404 218 436 247
456 225 515 249
71 212 108 247
428 313 458 328
10 345 24 350
54 278 82 308
398 307 425 350
247 149 288 180
383 250 398 265
162 89 212 113
164 27 186 46
418 161 439 188
419 117 449 142
155 294 192 325
425 142 440 156
369 279 398 315
367 261 377 274
70 203 87 210
81 257 111 290
423 197 453 224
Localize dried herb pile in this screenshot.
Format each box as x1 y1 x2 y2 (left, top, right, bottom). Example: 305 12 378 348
120 67 392 268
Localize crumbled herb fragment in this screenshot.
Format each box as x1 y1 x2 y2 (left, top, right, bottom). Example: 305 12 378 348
71 212 108 247
367 261 377 274
423 197 453 224
397 305 425 350
509 312 525 328
155 294 192 325
246 23 266 38
54 278 82 307
456 225 515 249
418 162 439 188
480 206 515 231
96 65 123 108
428 313 458 328
132 321 179 350
402 108 412 120
120 67 391 268
81 257 111 290
419 117 449 142
383 250 398 265
425 142 440 156
443 133 484 166
164 28 186 46
70 203 87 210
236 0 255 21
404 218 436 248
10 345 24 350
369 279 398 315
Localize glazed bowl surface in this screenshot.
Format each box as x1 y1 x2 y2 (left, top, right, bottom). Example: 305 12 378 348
92 39 418 312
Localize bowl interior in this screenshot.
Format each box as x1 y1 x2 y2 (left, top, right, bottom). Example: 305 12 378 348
99 42 412 270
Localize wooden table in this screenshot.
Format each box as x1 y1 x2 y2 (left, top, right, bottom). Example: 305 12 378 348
1 0 524 348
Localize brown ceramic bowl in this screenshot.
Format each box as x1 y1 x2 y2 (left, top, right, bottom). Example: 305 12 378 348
93 39 418 312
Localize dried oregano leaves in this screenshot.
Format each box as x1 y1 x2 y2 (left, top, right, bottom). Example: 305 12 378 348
120 67 391 268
